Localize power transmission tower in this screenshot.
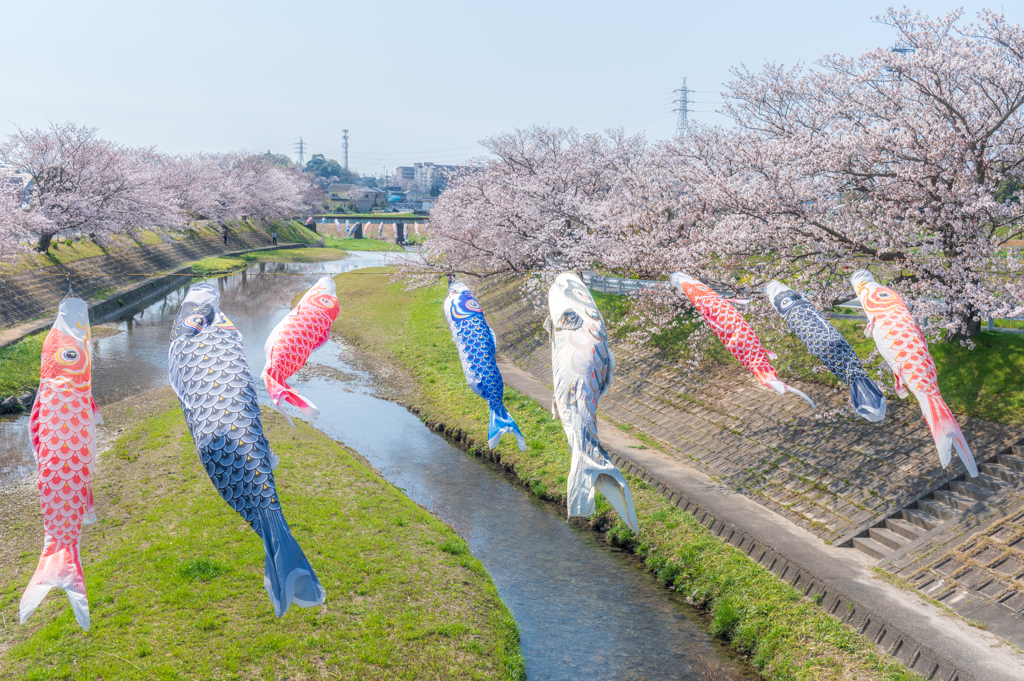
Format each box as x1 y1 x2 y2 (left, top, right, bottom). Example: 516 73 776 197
294 137 306 169
342 129 349 170
674 78 691 138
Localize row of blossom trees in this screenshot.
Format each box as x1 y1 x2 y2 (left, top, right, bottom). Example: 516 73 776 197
0 122 321 258
421 8 1024 339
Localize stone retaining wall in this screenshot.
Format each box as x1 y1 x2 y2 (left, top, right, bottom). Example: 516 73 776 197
0 223 283 335
476 278 1022 543
477 276 1024 645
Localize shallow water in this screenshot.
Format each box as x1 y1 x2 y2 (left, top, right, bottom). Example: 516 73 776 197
0 252 756 680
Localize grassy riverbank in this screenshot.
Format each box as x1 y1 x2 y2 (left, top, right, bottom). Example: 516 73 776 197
320 237 404 252
0 388 524 680
238 247 353 264
592 291 1024 427
329 269 920 681
0 331 45 397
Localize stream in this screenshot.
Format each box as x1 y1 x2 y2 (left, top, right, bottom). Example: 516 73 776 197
0 252 756 680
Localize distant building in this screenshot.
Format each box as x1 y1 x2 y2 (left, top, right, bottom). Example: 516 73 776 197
414 162 461 192
393 166 416 186
326 183 386 212
389 162 463 192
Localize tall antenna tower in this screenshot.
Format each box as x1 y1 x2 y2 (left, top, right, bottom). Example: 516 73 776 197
342 129 349 170
674 78 691 138
294 137 306 169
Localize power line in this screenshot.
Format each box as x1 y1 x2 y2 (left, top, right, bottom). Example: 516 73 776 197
294 138 306 169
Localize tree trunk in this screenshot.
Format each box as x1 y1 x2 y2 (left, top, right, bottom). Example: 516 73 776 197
37 233 53 252
945 306 983 342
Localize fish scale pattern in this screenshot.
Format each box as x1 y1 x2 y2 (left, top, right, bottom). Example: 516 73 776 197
262 277 339 421
170 325 280 529
776 293 870 385
31 385 95 545
449 294 503 407
675 276 778 384
444 281 526 450
267 312 334 378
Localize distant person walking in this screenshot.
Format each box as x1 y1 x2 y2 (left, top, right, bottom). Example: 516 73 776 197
272 230 278 246
222 226 229 246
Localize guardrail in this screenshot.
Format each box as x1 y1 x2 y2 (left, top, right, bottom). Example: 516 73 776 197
581 272 661 295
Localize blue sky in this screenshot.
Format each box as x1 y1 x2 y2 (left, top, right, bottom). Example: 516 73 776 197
0 1 1013 175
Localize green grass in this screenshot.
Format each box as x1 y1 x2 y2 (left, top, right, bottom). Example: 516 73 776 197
328 270 921 681
591 291 1024 428
321 237 404 252
237 248 352 264
0 331 45 397
0 390 525 680
190 257 247 275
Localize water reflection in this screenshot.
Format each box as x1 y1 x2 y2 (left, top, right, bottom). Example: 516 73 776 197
0 251 755 680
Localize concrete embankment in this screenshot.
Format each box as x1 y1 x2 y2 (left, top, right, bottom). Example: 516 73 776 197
472 277 1024 681
0 222 303 347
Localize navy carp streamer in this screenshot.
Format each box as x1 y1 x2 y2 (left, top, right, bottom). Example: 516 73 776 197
764 280 886 422
443 280 526 450
168 282 326 617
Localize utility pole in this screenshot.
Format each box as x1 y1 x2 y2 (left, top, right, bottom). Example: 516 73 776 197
674 78 691 138
294 137 306 169
342 129 349 170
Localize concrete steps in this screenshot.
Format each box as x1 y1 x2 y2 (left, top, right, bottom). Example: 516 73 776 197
852 442 1024 561
853 536 890 560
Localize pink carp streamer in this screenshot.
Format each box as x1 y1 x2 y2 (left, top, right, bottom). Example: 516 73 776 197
852 270 978 477
670 272 815 409
21 298 101 631
262 276 340 426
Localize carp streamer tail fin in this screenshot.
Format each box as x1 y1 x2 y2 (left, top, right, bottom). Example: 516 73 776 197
920 394 978 477
20 543 90 631
766 379 817 410
262 369 320 425
259 508 326 618
850 376 886 423
488 403 527 451
566 440 640 534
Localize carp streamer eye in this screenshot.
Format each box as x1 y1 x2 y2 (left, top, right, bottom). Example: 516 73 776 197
465 298 482 313
56 348 79 365
318 296 335 307
780 297 794 309
183 314 207 332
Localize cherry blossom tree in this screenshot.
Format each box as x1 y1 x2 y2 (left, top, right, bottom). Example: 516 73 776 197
0 182 47 263
0 122 186 252
666 7 1024 339
419 8 1024 341
417 127 653 284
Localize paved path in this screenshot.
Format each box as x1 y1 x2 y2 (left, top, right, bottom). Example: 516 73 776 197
476 277 1024 636
497 356 1024 681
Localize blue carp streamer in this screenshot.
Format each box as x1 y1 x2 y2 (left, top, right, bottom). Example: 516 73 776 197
443 280 526 450
168 282 326 617
764 281 886 422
